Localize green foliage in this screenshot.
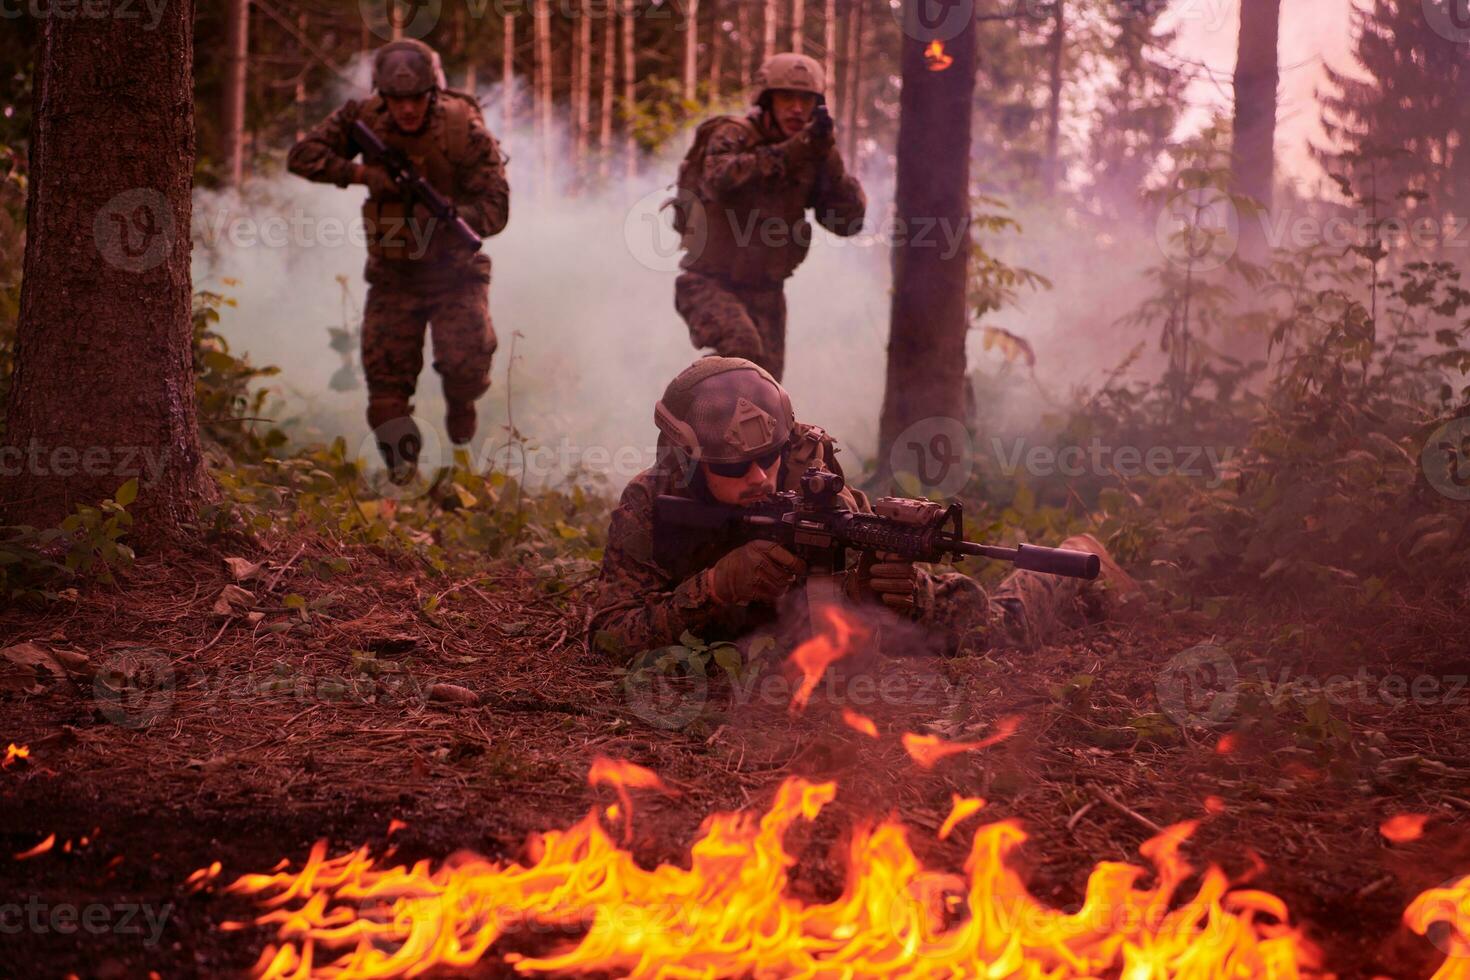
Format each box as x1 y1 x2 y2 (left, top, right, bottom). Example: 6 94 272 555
193 288 287 462
0 479 138 601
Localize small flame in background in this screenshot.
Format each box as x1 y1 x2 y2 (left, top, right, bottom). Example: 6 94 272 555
924 40 954 72
1380 814 1430 843
789 605 867 713
3 743 29 768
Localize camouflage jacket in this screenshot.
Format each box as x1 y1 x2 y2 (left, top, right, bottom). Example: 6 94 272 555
287 91 509 267
588 424 994 660
681 110 866 286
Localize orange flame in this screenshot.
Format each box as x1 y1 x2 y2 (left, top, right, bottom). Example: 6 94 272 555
1406 875 1470 978
2 743 28 768
1380 813 1430 843
938 795 985 840
223 773 1337 979
788 605 867 713
586 756 676 842
14 832 55 860
902 715 1021 770
1215 733 1238 755
841 708 879 738
924 40 954 72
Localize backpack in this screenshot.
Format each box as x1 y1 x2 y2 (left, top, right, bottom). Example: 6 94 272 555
666 115 759 239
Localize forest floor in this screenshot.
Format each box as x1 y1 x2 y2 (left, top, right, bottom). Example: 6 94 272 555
1 531 1468 979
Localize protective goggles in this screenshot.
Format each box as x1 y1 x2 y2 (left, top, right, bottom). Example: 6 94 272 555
705 449 783 479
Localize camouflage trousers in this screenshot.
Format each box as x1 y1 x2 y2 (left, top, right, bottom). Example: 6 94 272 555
925 535 1126 654
362 255 497 417
675 270 788 381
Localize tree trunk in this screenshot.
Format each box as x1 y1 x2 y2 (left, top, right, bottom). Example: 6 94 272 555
503 13 515 137
737 0 753 94
708 0 724 102
840 0 863 164
600 5 616 178
763 0 778 62
1230 0 1280 260
221 0 249 187
876 2 976 486
622 0 637 178
577 0 593 168
790 0 805 53
534 0 553 191
2 0 213 536
822 0 836 114
684 0 700 102
1042 0 1064 194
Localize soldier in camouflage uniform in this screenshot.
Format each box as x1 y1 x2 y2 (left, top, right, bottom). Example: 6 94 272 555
673 54 866 381
590 358 1134 661
288 39 509 480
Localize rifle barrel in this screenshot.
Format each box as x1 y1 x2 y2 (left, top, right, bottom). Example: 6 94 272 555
957 541 1100 580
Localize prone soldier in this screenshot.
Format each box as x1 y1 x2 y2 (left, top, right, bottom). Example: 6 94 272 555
590 357 1135 661
288 39 509 481
670 54 867 381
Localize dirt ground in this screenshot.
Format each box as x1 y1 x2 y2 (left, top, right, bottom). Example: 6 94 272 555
2 533 1468 979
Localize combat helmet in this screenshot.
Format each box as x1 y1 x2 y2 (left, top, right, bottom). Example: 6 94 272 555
655 357 795 468
372 39 447 97
750 53 826 106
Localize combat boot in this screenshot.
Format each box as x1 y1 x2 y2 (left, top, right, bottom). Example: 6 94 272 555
445 399 476 446
368 397 421 485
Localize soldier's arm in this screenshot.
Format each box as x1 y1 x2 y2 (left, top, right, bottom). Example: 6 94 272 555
457 113 511 238
809 147 866 237
703 120 794 195
587 480 731 659
286 101 364 187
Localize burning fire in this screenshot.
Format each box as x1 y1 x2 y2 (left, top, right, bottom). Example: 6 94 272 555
220 760 1345 979
924 40 954 72
902 715 1021 770
14 832 55 860
1380 813 1430 843
2 743 28 768
788 605 867 713
1406 876 1470 979
841 708 879 738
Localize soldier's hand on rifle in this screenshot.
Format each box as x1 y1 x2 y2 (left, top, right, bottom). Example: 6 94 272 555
808 104 835 144
848 553 921 615
354 163 396 199
705 540 807 606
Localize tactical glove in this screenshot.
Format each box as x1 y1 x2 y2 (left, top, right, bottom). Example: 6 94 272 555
356 163 397 199
705 540 807 606
809 104 835 142
847 553 921 615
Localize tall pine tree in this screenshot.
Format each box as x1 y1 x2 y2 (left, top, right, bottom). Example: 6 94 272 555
1318 0 1470 218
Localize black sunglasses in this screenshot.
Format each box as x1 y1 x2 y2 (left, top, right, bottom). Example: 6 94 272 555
706 449 783 479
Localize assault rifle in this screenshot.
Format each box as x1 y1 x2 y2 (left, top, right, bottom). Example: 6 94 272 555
350 120 483 250
654 466 1100 580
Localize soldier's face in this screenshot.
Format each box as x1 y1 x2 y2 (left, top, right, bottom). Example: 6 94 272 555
386 93 432 133
770 90 818 137
702 459 779 506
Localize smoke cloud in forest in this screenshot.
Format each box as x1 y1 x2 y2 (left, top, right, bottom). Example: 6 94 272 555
193 70 1168 486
